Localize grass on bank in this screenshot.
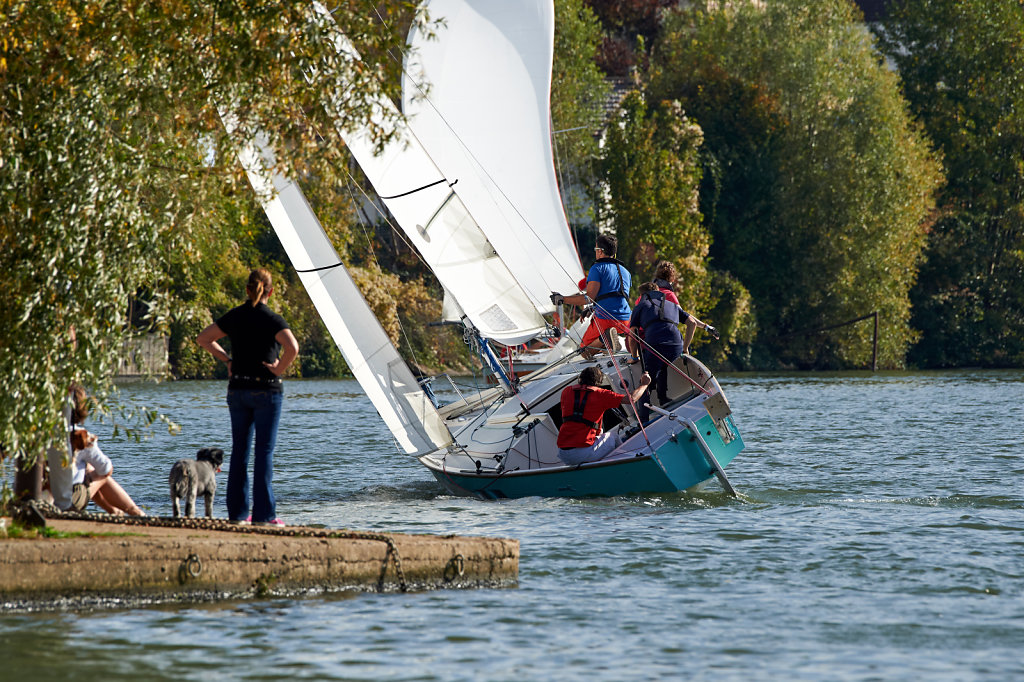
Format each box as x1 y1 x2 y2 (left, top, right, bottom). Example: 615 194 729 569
0 518 143 540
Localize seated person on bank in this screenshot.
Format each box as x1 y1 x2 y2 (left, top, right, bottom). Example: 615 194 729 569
550 235 633 354
48 427 144 516
556 366 651 466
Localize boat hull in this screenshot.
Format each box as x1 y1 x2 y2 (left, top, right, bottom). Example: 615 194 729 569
422 414 743 499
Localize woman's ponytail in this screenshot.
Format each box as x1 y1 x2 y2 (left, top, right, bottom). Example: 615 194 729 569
245 268 273 306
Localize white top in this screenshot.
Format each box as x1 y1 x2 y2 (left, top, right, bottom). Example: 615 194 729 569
46 434 112 511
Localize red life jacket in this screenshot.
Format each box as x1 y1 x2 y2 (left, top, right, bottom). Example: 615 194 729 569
564 386 601 430
557 384 623 448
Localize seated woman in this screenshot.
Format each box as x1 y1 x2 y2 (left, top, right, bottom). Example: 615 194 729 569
66 428 144 515
46 385 144 515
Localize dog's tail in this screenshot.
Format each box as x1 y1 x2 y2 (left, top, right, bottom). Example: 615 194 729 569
169 461 195 499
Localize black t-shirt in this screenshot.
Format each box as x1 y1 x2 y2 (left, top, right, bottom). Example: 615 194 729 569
217 302 289 391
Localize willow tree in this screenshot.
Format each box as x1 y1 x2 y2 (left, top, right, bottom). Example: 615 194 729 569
880 0 1024 368
650 0 942 369
0 1 423 485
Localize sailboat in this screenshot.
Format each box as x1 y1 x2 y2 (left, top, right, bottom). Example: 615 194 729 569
231 0 744 499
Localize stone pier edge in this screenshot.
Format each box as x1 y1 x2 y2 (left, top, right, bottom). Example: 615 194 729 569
0 518 519 610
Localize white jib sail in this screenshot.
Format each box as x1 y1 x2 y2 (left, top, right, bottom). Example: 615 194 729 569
403 0 585 313
233 134 453 456
315 3 548 346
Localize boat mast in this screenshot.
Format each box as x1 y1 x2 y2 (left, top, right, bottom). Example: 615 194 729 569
467 325 516 396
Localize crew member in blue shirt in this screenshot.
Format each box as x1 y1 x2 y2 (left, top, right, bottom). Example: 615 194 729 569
550 235 632 353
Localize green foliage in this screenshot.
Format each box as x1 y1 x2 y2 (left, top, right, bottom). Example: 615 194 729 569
647 60 783 324
552 0 611 229
880 0 1024 367
585 0 673 75
347 262 470 373
599 83 757 357
0 0 423 462
697 268 758 368
650 0 942 369
601 90 709 307
0 520 139 539
553 0 610 166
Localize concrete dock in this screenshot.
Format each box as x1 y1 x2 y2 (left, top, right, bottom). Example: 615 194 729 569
0 516 519 609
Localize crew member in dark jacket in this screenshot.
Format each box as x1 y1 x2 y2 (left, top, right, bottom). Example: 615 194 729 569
628 282 716 422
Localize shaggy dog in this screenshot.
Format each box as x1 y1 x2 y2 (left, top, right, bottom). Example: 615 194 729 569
169 447 224 518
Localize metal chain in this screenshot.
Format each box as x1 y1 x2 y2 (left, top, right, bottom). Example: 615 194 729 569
14 500 408 592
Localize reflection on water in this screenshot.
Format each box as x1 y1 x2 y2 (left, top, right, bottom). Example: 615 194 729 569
3 372 1024 680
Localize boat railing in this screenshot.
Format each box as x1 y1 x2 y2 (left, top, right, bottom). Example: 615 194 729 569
435 373 467 405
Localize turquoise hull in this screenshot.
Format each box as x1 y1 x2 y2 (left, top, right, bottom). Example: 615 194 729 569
425 414 744 500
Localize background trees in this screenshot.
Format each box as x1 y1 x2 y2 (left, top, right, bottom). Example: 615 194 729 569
600 92 709 309
879 0 1024 367
647 0 942 368
3 0 1022 489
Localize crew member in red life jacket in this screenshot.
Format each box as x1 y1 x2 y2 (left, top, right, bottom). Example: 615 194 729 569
556 366 651 466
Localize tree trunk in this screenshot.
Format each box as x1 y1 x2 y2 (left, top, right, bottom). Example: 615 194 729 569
13 452 43 502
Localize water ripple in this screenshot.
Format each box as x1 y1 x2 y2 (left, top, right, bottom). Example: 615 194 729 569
4 373 1024 680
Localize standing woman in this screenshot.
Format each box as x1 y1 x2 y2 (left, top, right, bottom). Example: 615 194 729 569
197 269 299 525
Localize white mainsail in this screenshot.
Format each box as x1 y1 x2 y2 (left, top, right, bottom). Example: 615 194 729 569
402 0 585 314
316 4 548 346
233 134 453 456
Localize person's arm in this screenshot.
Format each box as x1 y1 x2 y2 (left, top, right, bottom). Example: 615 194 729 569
627 308 642 358
556 280 601 307
81 446 112 483
687 314 720 340
682 314 697 354
264 328 299 376
197 323 232 371
84 463 112 484
623 372 651 405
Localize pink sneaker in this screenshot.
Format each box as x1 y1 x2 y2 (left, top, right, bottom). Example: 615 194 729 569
255 518 285 527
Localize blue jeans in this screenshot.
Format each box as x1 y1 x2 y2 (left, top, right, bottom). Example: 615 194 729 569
226 389 283 522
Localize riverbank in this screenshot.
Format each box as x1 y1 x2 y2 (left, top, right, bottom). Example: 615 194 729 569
0 516 518 610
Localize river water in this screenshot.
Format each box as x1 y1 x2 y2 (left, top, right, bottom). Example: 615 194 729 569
2 372 1022 680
